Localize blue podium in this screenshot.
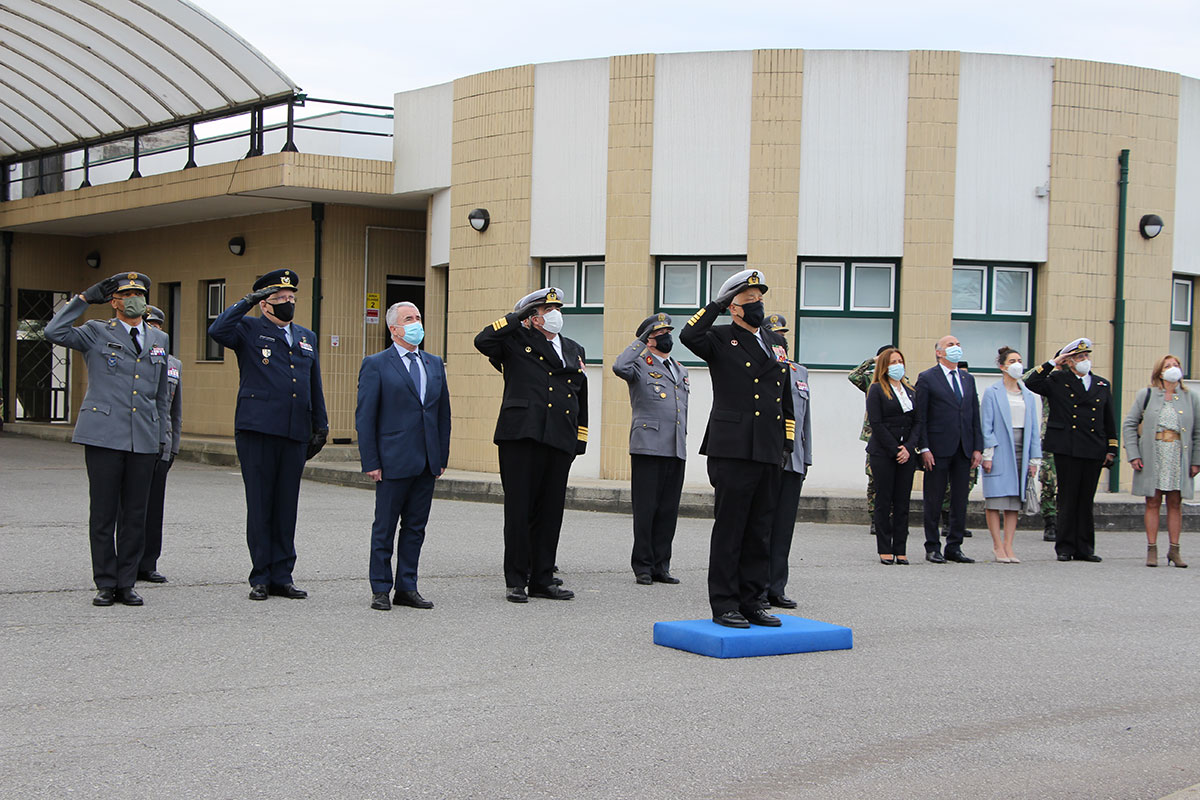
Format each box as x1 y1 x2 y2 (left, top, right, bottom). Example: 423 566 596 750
653 615 853 659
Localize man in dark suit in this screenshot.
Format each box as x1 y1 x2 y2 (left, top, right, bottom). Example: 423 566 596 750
915 334 983 563
474 287 588 604
356 302 451 611
208 269 329 601
680 269 795 629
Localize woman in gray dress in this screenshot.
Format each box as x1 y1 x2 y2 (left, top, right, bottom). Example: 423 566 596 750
1123 355 1200 567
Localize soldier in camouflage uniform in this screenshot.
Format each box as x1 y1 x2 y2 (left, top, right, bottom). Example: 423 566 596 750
1024 363 1057 541
849 346 895 535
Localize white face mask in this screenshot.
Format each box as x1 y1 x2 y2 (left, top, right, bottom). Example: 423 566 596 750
1163 366 1183 383
1074 359 1092 376
1006 362 1024 379
540 308 564 335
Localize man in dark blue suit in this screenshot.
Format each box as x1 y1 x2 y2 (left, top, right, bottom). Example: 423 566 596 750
356 302 451 611
915 334 983 563
208 269 328 600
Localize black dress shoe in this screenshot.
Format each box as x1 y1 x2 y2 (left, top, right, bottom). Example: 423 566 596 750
505 586 528 603
652 572 680 584
1056 553 1074 562
551 576 564 586
268 583 308 599
1074 553 1102 562
529 585 574 600
93 588 115 606
635 573 653 585
962 529 974 538
945 551 975 563
743 608 783 627
394 590 434 609
926 552 946 563
894 557 910 565
768 594 798 609
137 570 168 583
370 592 391 611
248 584 269 601
713 610 750 628
116 587 143 606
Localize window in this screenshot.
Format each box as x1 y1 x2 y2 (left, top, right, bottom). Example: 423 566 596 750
950 262 1035 372
161 282 181 358
795 259 899 368
1172 276 1193 378
203 279 225 361
542 258 603 362
655 256 747 364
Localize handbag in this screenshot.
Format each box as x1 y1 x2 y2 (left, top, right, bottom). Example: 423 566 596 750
1023 474 1040 516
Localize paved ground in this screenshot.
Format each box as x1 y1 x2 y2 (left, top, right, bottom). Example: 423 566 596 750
2 433 1199 799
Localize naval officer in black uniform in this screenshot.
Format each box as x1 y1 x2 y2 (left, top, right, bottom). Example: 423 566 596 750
1024 337 1117 562
208 269 329 600
680 269 795 628
474 287 588 604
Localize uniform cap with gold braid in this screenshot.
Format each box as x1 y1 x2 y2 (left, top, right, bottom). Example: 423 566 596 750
514 287 565 311
1057 337 1093 357
112 272 151 295
716 268 769 300
763 313 789 334
253 268 301 293
635 313 673 339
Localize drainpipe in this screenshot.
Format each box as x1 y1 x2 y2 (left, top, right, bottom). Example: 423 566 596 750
311 203 325 349
1109 149 1130 492
2 231 12 424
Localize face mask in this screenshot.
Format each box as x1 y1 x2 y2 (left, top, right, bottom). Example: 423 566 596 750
121 296 147 318
738 300 766 328
541 308 564 334
653 332 674 353
944 345 963 363
1163 366 1183 383
268 300 295 323
1074 359 1091 376
1006 362 1024 379
402 321 425 346
887 364 905 381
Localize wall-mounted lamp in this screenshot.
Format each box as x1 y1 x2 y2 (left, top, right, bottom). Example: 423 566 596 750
228 236 246 256
467 208 490 232
1139 214 1163 239
85 251 101 269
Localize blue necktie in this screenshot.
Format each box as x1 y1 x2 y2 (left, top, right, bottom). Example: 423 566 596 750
407 352 422 401
951 370 963 403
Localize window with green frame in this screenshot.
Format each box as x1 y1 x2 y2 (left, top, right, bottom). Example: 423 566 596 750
1171 276 1193 378
795 258 899 368
654 256 746 365
950 261 1035 373
543 258 604 362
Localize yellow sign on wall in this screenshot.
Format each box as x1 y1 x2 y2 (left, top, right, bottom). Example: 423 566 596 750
365 292 380 324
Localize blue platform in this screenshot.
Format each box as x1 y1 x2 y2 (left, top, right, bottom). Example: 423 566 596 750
653 615 853 659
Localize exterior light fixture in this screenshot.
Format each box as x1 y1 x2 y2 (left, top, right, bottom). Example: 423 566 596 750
85 251 101 269
1139 214 1163 239
468 208 490 232
228 236 246 256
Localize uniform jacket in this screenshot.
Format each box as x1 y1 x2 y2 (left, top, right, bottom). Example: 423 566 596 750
1122 386 1200 499
679 301 795 464
783 362 813 474
611 339 689 460
473 312 589 456
1025 363 1118 461
355 345 452 480
45 296 169 455
162 354 183 459
979 381 1042 499
865 381 922 459
207 298 328 442
915 364 984 458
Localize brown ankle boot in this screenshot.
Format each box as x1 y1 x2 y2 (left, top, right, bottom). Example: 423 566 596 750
1146 544 1158 567
1168 544 1188 568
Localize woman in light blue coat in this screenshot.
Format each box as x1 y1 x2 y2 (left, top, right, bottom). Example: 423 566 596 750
980 347 1042 563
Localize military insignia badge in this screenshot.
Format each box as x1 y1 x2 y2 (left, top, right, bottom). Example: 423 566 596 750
646 356 654 365
168 367 180 380
731 339 739 346
280 274 293 286
107 355 117 368
772 345 788 362
525 346 532 353
299 341 313 352
747 273 760 285
546 289 558 302
127 272 137 280
262 347 271 358
797 381 809 392
649 371 663 379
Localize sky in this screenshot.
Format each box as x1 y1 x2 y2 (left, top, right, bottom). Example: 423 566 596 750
194 0 1200 105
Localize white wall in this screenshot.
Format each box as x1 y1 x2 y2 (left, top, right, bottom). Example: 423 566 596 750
650 51 753 255
954 54 1053 262
429 188 450 267
393 82 452 193
530 59 609 258
572 363 603 479
1175 77 1200 276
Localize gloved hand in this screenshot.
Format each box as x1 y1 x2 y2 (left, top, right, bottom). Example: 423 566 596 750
82 277 120 304
714 281 741 310
306 429 329 460
515 301 540 321
242 286 277 306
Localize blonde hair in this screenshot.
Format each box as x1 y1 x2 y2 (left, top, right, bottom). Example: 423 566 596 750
872 348 908 400
1150 354 1188 391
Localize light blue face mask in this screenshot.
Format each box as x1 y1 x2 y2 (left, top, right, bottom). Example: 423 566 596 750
944 344 963 363
887 364 905 381
402 321 425 346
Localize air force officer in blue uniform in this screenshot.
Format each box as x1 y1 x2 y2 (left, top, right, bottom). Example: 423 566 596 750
356 302 451 612
208 269 328 601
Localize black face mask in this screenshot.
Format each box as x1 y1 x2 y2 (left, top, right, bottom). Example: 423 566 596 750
738 300 765 328
653 332 674 353
268 301 295 322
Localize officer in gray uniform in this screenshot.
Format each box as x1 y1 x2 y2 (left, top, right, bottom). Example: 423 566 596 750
138 305 182 583
612 312 689 585
45 272 170 607
761 314 812 609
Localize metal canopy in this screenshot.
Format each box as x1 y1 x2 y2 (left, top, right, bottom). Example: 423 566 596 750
0 0 298 160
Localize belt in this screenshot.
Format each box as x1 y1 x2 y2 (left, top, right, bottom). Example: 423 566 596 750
1155 429 1181 442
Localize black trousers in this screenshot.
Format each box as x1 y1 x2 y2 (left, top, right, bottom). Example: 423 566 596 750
629 454 686 577
139 455 174 572
765 470 806 597
706 457 780 616
84 446 156 589
923 449 970 555
1054 453 1104 558
369 469 436 593
498 439 574 590
871 453 917 556
235 431 307 586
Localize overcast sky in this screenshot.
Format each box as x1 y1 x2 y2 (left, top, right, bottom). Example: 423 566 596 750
196 0 1200 104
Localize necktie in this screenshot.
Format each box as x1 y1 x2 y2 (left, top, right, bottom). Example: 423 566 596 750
282 326 293 347
407 352 422 401
130 326 142 356
664 359 675 381
951 370 963 403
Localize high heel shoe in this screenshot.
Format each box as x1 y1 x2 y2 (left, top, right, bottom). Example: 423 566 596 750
1007 554 1020 563
1146 544 1158 567
894 556 909 565
993 550 1011 563
1168 543 1188 568
879 556 895 565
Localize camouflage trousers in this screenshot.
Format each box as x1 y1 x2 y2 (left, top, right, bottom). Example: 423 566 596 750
1039 452 1057 519
865 457 875 515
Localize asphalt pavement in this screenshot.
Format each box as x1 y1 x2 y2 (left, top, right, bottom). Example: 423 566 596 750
2 433 1199 799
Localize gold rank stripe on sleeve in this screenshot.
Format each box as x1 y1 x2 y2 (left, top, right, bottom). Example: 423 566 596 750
1108 439 1119 447
687 308 705 326
785 419 796 440
577 426 589 442
491 317 508 331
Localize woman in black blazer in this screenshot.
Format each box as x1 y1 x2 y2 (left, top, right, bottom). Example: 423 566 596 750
866 348 924 564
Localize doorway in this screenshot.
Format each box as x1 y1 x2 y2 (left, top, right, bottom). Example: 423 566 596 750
15 289 70 421
384 277 425 351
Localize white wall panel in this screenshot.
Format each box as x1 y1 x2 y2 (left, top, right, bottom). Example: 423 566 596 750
530 59 610 257
650 51 753 255
1175 77 1200 276
393 82 452 193
954 54 1053 262
429 188 450 267
797 50 908 258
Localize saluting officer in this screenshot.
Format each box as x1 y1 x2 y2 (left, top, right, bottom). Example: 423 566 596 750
137 305 182 584
612 313 689 586
208 269 329 601
1024 337 1117 562
474 287 588 604
45 272 170 607
760 314 812 610
680 269 795 629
